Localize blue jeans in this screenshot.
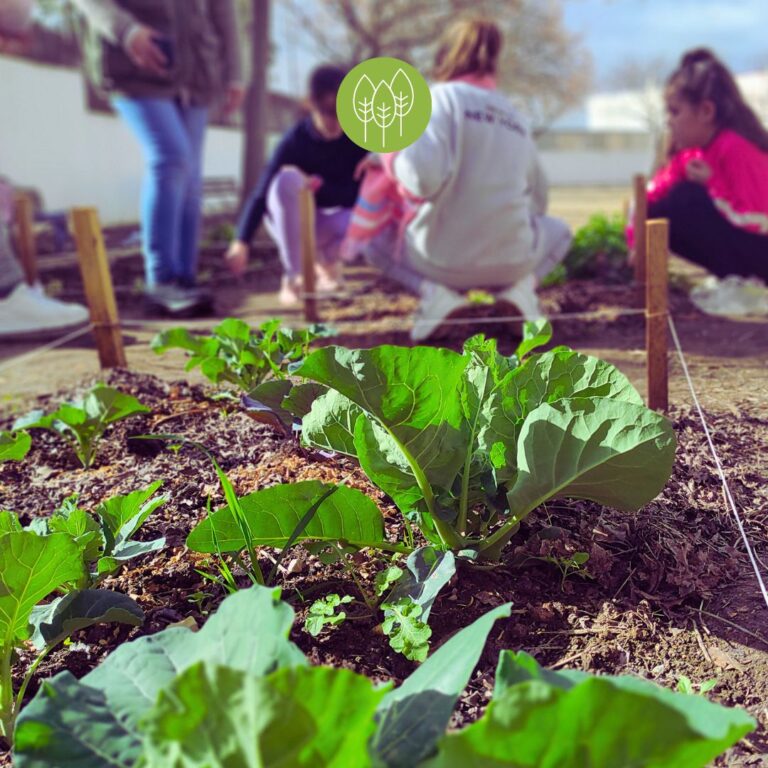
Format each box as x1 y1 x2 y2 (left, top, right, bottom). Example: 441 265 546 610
113 97 208 287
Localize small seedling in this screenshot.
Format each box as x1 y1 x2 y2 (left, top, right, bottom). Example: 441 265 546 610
13 384 149 468
381 596 432 662
303 594 353 637
676 675 718 695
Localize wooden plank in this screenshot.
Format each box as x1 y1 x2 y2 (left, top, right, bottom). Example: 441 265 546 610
633 174 647 286
645 218 669 411
299 186 319 323
13 192 38 285
70 207 127 369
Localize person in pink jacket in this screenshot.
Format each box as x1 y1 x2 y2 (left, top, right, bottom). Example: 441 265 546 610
647 49 768 283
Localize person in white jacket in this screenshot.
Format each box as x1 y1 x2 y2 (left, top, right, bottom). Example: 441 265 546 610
364 18 572 341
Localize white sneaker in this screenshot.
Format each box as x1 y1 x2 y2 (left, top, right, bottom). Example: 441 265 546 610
0 282 89 339
410 281 466 342
494 273 544 321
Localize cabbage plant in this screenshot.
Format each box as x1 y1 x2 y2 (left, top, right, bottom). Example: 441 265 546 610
296 322 676 559
0 525 143 747
13 384 149 469
13 585 754 767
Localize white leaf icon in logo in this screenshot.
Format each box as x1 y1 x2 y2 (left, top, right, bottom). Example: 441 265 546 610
390 68 414 137
372 80 396 148
352 74 375 143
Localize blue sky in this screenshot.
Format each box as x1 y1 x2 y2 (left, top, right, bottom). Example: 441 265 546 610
565 0 768 87
271 0 768 96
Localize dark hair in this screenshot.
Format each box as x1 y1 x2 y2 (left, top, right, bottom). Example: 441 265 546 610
667 48 768 152
308 64 347 104
433 17 502 82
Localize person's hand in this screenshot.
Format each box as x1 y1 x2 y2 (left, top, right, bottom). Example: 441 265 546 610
222 83 245 117
685 158 712 184
306 175 324 192
124 25 169 76
353 153 381 180
225 239 249 277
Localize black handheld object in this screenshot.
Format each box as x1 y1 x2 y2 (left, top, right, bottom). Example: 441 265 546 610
152 35 174 69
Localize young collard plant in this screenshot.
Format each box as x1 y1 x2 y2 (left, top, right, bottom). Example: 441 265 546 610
150 317 331 398
14 585 755 767
13 384 149 468
25 482 167 588
0 522 143 747
187 324 677 660
296 321 676 561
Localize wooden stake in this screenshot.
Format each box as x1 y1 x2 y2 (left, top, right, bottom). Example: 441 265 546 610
13 192 38 285
299 186 318 322
645 218 669 411
633 174 647 286
70 207 126 369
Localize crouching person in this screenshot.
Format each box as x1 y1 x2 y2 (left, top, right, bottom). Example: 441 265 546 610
353 17 572 341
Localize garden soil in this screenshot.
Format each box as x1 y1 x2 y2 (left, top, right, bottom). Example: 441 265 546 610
1 209 767 765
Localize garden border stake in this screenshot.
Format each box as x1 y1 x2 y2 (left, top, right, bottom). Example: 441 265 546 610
633 173 647 286
12 191 38 286
299 186 319 323
645 218 669 411
71 207 127 369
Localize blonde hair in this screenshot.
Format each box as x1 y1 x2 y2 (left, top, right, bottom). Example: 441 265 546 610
433 18 503 82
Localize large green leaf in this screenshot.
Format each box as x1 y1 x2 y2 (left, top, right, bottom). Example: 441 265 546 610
504 398 676 522
186 480 386 553
426 655 755 768
302 389 363 456
371 603 512 768
0 430 31 462
283 382 329 420
15 586 305 768
28 589 144 651
13 672 139 768
0 511 22 534
481 349 644 478
0 531 86 647
298 345 469 495
243 379 295 432
354 418 434 528
140 664 385 768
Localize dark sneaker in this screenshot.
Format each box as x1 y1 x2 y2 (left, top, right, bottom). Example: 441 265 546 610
144 283 212 318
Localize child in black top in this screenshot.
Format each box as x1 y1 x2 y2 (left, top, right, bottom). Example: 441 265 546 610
226 64 370 304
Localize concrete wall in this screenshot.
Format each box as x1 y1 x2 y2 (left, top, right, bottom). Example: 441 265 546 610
539 148 653 186
0 56 244 223
587 70 768 132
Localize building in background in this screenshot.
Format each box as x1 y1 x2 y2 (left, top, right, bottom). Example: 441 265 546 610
538 69 768 186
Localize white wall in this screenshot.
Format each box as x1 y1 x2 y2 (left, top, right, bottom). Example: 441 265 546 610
539 149 654 186
0 56 243 223
586 70 768 132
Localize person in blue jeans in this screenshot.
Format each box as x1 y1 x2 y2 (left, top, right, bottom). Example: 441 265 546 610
72 0 243 316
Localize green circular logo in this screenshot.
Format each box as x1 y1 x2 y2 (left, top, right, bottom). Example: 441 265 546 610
337 57 432 153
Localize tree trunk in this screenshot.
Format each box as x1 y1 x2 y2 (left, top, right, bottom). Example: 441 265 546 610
241 0 270 207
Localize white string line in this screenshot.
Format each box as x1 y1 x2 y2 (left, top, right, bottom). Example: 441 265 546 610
0 324 93 375
668 314 768 611
119 307 647 333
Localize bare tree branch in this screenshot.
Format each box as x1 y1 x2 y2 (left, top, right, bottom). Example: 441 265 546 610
279 0 592 128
